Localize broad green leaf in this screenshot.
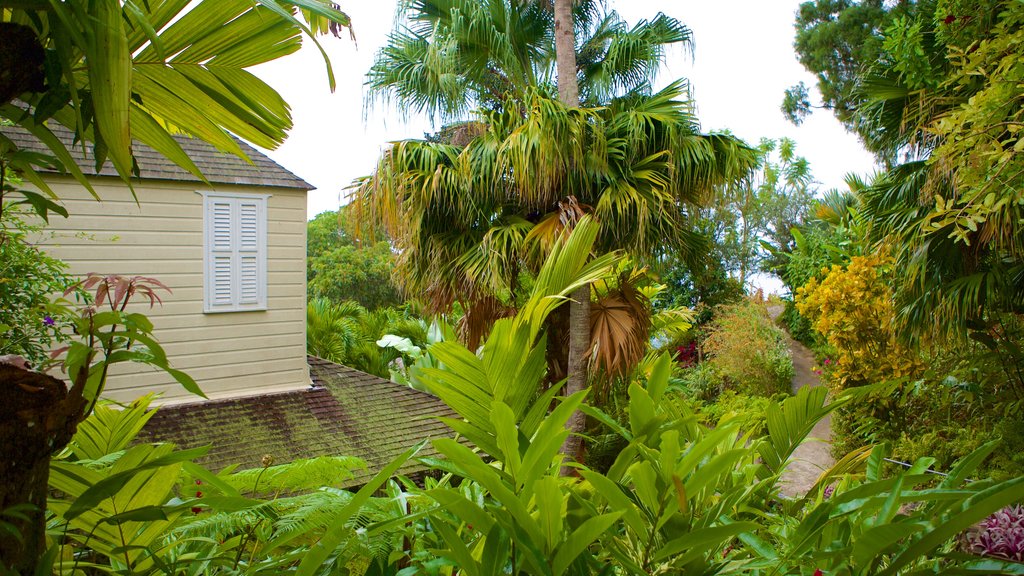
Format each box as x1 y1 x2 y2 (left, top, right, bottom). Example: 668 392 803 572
534 476 565 553
87 0 134 182
491 401 522 477
578 470 646 536
654 521 759 562
940 440 1000 490
426 489 496 535
64 446 208 520
519 391 587 484
852 522 927 570
646 353 672 402
432 521 481 576
551 512 623 576
100 505 169 525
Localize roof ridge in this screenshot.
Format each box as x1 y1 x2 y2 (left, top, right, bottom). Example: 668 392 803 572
0 123 314 191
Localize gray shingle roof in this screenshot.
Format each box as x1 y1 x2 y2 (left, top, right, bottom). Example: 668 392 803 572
1 123 313 190
136 357 461 487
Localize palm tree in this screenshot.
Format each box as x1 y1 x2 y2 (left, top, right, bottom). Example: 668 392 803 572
1 1 351 197
551 0 589 470
367 0 692 120
357 85 756 464
359 0 755 469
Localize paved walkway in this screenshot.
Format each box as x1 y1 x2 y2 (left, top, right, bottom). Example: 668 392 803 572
769 306 834 497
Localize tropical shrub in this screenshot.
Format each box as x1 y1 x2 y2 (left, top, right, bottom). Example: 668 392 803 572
43 394 412 576
2 274 202 572
27 218 1024 576
692 389 773 437
674 362 723 403
0 206 72 366
962 505 1024 563
797 255 925 456
703 298 794 397
794 254 1023 476
306 298 428 378
796 254 923 390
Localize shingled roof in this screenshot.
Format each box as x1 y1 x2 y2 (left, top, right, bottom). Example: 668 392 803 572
1 123 313 190
137 356 459 486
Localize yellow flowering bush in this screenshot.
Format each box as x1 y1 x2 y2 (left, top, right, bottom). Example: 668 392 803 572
796 255 922 391
797 255 927 455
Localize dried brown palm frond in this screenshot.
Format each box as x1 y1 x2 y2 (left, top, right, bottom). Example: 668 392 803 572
589 271 651 398
457 293 517 349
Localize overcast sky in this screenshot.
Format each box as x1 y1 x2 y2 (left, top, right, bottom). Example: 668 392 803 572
252 0 878 219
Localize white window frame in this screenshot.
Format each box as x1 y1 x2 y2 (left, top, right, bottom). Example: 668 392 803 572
200 191 270 313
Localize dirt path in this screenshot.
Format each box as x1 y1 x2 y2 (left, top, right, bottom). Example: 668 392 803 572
769 306 834 497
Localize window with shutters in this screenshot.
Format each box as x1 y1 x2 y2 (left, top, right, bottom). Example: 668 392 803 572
201 192 269 313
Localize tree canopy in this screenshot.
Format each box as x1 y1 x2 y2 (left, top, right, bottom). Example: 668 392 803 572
306 209 403 311
789 0 1024 338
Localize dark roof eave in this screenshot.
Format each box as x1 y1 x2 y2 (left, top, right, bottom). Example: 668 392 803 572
0 124 315 191
36 170 316 192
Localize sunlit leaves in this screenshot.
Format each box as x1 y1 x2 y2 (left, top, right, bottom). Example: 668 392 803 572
3 0 351 188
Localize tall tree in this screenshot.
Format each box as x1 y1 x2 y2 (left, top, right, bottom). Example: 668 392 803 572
552 0 589 469
367 0 692 119
790 0 1024 340
782 0 915 153
306 209 402 310
359 0 755 469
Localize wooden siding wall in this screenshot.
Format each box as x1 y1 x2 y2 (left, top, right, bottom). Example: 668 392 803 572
35 177 309 404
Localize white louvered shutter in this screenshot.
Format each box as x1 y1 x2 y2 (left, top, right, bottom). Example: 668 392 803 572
237 201 261 305
203 193 268 312
210 200 235 307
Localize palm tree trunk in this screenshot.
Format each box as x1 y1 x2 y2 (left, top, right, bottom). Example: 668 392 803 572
560 284 590 473
554 0 587 474
554 0 579 105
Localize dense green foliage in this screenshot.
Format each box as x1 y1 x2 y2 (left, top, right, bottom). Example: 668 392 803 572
855 0 1024 337
778 0 1024 479
306 297 427 378
6 1 1024 572
792 0 1024 337
31 222 1024 575
703 299 794 397
306 210 402 311
0 206 71 366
